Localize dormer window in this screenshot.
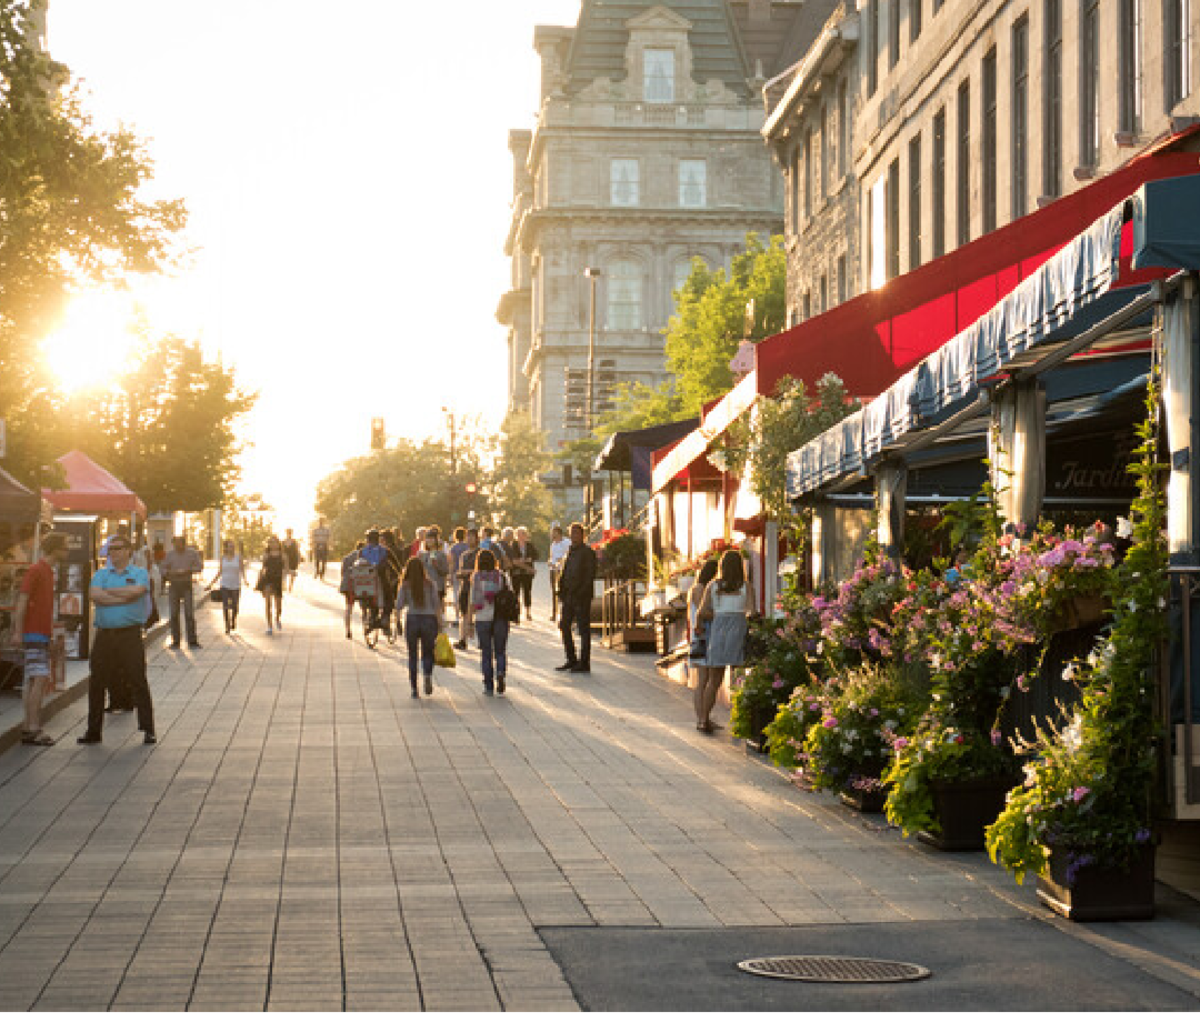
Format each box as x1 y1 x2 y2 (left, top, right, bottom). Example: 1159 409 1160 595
644 48 675 103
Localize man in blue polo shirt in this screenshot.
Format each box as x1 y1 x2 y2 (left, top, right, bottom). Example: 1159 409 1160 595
78 536 156 746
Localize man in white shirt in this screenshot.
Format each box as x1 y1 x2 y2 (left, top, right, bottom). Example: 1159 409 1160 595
547 524 570 622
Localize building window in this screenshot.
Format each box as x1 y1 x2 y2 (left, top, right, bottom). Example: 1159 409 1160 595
1080 0 1100 167
909 133 922 270
790 146 801 233
1013 16 1029 218
610 159 639 206
933 107 946 258
957 79 971 247
607 260 642 330
672 257 706 300
1165 0 1192 109
820 104 829 201
1120 0 1143 134
679 159 707 207
911 0 923 41
803 291 812 320
887 157 901 281
868 0 879 95
889 0 900 68
1044 0 1063 197
804 129 813 220
837 254 848 303
644 48 675 103
982 48 997 234
838 80 849 178
820 275 828 314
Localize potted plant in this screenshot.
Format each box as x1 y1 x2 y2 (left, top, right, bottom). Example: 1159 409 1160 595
986 371 1167 920
801 665 922 813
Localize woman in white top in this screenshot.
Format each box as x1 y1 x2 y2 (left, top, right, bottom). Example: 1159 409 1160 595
547 525 571 622
695 550 755 734
470 548 511 696
206 539 248 634
686 559 720 729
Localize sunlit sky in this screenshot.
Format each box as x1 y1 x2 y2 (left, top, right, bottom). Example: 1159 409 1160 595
44 0 583 530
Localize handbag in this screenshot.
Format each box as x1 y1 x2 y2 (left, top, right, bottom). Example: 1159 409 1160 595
208 589 224 603
688 633 707 661
254 571 267 593
433 631 456 668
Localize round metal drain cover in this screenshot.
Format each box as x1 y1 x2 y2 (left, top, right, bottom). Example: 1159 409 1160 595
738 955 931 984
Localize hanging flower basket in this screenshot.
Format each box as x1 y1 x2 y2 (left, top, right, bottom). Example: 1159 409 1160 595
1052 593 1109 633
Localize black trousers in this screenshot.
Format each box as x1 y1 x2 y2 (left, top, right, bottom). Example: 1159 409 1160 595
512 572 534 611
88 626 154 737
558 594 592 666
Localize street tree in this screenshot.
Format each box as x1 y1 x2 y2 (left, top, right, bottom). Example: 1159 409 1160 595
0 0 186 485
82 334 256 512
487 409 554 543
221 492 277 556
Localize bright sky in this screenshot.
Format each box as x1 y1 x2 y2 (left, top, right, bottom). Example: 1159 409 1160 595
44 0 582 531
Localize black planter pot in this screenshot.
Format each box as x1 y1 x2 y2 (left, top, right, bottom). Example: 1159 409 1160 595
744 703 777 755
839 785 888 813
917 774 1020 851
1036 844 1155 921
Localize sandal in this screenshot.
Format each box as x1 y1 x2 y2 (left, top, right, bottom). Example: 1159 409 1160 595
22 732 55 746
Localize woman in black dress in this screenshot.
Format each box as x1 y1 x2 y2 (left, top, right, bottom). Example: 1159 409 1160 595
260 535 287 635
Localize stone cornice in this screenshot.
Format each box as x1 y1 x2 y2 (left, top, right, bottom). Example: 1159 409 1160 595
496 288 530 325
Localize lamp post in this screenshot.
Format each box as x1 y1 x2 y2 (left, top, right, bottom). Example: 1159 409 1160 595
584 267 602 527
443 407 457 526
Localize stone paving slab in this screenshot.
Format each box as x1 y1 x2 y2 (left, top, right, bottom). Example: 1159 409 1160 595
0 570 1196 1011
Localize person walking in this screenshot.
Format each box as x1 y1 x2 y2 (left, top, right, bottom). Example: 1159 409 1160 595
206 539 247 634
686 559 720 731
281 529 302 592
338 541 365 639
448 527 468 624
13 532 69 745
470 548 512 696
378 529 405 638
258 536 287 635
396 556 444 698
311 518 331 580
508 526 538 622
79 534 156 745
547 525 569 622
694 549 755 734
453 526 481 650
556 522 597 674
419 526 450 613
162 535 203 650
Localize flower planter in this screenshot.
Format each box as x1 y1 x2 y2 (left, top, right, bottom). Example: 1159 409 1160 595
1053 594 1108 632
917 774 1020 851
744 703 776 754
1036 844 1155 922
839 785 888 813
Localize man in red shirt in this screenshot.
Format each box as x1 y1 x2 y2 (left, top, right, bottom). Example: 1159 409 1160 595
13 532 69 745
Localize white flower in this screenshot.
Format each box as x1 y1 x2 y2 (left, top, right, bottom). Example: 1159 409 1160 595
1062 663 1078 682
1116 516 1134 539
1062 714 1083 754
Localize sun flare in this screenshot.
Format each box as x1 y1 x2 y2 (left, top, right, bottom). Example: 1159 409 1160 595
39 290 141 394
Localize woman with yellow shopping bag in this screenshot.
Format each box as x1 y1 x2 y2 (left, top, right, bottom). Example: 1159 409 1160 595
396 557 446 698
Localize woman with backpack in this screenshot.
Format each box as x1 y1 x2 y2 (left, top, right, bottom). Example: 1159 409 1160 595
396 556 444 698
470 548 516 696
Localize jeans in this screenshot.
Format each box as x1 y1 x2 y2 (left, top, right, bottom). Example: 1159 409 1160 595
405 614 438 684
220 587 241 630
168 580 197 644
475 618 510 690
559 594 591 666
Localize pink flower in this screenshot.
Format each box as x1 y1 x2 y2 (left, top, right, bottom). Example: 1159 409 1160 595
1072 786 1090 803
893 737 908 750
822 716 839 729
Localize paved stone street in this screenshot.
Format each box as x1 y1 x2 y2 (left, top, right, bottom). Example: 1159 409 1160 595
1 572 1198 1011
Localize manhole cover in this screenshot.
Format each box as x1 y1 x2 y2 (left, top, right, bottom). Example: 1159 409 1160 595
737 955 931 983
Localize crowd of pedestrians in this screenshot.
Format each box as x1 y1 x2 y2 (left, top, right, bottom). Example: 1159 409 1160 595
10 514 754 749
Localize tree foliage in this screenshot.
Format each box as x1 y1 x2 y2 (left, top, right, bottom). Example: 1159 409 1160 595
595 232 786 434
0 0 186 485
87 335 256 512
487 409 554 543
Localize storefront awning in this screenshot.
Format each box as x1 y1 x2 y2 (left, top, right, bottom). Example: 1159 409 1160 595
787 174 1200 501
595 418 698 490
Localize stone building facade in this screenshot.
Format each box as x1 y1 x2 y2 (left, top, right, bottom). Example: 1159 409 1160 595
766 0 1200 320
498 0 839 480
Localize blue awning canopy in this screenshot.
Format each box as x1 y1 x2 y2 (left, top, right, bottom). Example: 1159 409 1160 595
787 174 1200 501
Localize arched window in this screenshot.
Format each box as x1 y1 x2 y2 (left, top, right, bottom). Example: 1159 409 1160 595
607 260 642 330
672 256 707 301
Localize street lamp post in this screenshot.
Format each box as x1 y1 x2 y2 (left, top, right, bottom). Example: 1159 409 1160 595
584 267 602 528
443 407 457 526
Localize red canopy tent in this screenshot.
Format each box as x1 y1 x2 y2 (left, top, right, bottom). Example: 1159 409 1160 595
41 450 147 518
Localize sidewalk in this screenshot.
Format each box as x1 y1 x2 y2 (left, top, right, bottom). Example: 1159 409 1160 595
0 568 1197 1011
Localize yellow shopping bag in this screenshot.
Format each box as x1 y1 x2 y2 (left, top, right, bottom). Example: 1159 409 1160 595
433 631 456 668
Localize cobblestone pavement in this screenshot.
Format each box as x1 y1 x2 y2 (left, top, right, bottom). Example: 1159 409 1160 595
0 572 1197 1011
